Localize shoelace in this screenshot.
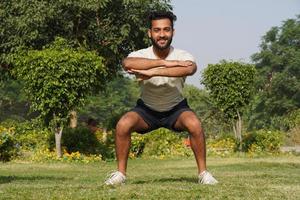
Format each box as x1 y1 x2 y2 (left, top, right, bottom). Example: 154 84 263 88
105 171 119 181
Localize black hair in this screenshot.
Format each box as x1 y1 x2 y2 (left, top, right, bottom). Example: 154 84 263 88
148 11 177 29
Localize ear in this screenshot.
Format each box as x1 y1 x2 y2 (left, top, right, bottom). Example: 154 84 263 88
147 29 151 38
172 28 175 36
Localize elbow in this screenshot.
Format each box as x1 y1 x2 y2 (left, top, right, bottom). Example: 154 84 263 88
122 58 131 71
187 64 197 75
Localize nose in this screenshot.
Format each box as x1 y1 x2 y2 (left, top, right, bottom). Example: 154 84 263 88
159 31 166 38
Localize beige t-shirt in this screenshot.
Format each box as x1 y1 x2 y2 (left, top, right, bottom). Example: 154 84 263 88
128 46 196 112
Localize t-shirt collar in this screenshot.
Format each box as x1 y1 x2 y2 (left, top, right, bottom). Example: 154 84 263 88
151 45 174 60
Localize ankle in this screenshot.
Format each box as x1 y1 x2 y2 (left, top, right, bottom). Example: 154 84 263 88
199 170 207 176
117 170 126 176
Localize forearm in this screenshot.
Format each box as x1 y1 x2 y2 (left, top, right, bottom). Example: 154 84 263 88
122 57 165 70
151 64 197 77
122 57 189 71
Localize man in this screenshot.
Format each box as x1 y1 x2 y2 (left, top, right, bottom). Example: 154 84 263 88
105 11 218 185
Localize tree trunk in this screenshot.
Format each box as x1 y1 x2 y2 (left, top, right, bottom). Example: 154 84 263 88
102 127 107 143
233 110 243 151
236 110 242 150
233 122 237 139
55 126 63 158
69 110 77 128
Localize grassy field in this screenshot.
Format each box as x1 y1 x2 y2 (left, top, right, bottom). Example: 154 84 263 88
0 155 300 200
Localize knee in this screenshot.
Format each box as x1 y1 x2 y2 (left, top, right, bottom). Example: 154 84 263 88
116 115 134 136
186 119 203 136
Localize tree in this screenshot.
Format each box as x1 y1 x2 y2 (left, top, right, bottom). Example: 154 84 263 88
183 84 231 136
250 15 300 130
78 76 139 130
0 0 172 75
12 38 107 157
202 61 256 147
0 0 172 125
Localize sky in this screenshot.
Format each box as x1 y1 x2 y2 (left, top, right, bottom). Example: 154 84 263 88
171 0 300 88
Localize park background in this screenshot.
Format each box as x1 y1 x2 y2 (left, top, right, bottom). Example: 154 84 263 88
0 0 299 199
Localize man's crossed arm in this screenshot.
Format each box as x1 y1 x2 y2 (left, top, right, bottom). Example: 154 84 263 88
122 57 197 80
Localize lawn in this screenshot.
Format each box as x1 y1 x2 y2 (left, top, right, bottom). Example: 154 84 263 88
0 155 300 200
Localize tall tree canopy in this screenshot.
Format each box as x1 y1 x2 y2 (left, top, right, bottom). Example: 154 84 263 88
250 15 300 129
0 0 172 123
0 0 172 76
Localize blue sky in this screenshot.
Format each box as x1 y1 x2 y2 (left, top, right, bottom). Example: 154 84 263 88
171 0 300 88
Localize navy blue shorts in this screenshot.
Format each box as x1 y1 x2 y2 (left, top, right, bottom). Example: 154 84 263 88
131 98 193 134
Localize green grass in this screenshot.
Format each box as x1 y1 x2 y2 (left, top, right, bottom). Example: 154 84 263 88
1 155 300 200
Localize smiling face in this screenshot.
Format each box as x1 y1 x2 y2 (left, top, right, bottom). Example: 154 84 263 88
148 18 175 51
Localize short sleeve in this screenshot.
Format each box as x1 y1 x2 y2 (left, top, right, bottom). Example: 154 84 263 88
127 49 146 58
181 51 196 63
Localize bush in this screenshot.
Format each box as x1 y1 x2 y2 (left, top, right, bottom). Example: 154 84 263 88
130 133 146 158
48 126 114 160
207 137 236 156
55 127 100 154
13 121 52 151
0 126 18 161
289 126 300 145
31 148 102 163
242 130 284 153
142 128 192 158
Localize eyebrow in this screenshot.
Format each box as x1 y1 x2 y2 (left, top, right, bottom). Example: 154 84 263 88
152 27 172 30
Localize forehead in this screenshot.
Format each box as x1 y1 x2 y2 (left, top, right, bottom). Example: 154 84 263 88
151 18 172 28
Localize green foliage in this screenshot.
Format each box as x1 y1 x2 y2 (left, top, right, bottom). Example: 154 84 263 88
207 137 236 157
242 130 284 153
202 61 256 120
0 79 30 122
49 127 115 160
127 129 192 159
250 16 300 130
30 149 102 163
0 126 18 162
12 37 107 127
183 84 232 137
284 109 300 129
14 123 52 151
142 129 192 158
0 0 172 76
130 133 146 158
78 76 139 130
59 127 102 155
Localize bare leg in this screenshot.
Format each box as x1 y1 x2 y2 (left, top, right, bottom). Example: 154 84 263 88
174 111 206 174
115 112 149 175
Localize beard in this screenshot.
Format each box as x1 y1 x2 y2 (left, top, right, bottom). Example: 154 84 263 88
151 36 173 51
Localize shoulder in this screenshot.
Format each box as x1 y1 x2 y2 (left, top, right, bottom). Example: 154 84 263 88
127 46 152 58
172 48 196 62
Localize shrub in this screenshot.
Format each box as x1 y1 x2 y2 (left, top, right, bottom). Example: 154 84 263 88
207 137 236 156
48 126 114 160
290 126 300 145
30 148 101 163
242 130 284 153
142 128 192 158
13 121 52 151
0 126 18 161
130 133 146 158
54 127 100 154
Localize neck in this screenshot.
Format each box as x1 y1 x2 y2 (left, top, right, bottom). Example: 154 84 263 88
153 46 171 59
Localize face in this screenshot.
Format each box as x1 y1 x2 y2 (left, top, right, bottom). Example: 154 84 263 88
148 18 174 50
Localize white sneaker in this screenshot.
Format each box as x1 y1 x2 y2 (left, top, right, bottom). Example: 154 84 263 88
104 171 126 185
198 170 218 184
